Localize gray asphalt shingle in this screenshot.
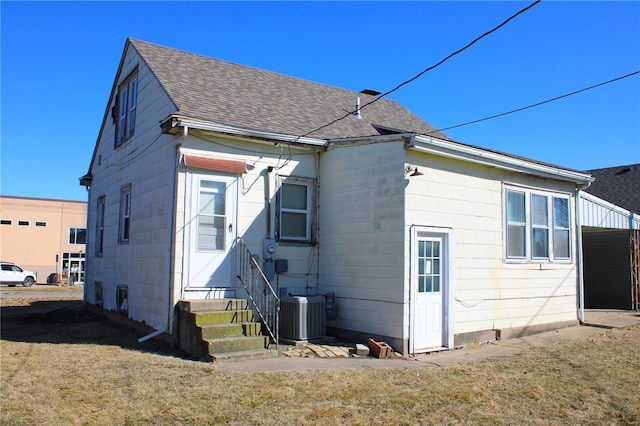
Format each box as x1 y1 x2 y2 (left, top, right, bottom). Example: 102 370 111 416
129 38 449 141
587 164 640 214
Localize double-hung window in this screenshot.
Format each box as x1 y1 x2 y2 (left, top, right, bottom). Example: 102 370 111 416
115 70 138 147
277 177 315 242
96 196 105 255
504 186 571 262
119 185 131 244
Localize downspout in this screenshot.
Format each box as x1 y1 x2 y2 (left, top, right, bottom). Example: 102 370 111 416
165 133 181 332
174 126 188 302
83 185 91 303
576 181 592 324
139 127 184 343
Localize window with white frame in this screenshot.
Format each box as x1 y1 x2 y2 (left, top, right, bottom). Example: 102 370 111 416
277 177 315 242
504 186 571 262
69 228 87 245
119 185 131 244
115 70 138 147
96 196 105 255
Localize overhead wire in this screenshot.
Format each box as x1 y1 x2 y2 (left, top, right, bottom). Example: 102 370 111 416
422 70 640 136
294 0 542 141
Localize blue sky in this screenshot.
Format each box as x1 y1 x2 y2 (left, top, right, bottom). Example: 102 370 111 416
1 1 639 202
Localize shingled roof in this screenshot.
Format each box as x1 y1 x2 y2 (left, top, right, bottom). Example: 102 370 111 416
586 164 640 214
129 38 449 141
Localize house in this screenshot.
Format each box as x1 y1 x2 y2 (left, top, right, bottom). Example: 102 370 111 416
0 195 87 284
81 39 596 358
578 164 640 310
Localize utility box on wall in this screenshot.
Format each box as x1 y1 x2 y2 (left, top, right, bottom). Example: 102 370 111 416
280 295 326 340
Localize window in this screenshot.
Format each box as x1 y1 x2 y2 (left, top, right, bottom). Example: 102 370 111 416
18 220 30 226
197 181 226 251
96 196 105 255
553 197 570 259
277 178 315 242
531 194 549 259
116 284 128 314
69 228 87 245
1 219 12 225
95 281 103 307
504 186 572 262
35 221 47 227
418 240 441 293
119 185 131 244
115 70 138 147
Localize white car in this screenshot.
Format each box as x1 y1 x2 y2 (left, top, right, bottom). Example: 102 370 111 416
0 262 37 287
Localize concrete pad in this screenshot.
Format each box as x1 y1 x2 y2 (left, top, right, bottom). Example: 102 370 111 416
583 309 640 329
215 311 640 373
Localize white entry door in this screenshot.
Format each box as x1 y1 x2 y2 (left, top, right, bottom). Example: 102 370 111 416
413 234 447 351
186 173 237 289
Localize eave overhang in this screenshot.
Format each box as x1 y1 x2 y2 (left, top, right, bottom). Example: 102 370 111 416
79 173 92 187
161 115 327 150
408 134 594 185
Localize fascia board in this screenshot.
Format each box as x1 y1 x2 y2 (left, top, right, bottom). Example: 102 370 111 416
410 135 593 185
164 115 327 149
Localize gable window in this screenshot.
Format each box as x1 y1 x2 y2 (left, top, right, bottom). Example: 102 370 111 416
96 196 105 255
277 177 315 242
115 70 138 147
119 185 131 244
504 186 572 262
69 228 87 245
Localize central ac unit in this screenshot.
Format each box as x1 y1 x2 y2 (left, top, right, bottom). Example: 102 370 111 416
280 295 326 340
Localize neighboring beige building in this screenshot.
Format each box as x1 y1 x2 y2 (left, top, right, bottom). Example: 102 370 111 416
0 195 87 284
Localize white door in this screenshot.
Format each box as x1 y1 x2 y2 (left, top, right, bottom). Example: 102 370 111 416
413 235 446 351
186 173 237 289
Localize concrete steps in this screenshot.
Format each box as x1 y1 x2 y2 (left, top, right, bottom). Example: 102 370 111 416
177 298 276 361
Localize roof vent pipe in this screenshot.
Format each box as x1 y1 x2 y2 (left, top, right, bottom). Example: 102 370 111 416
354 97 362 119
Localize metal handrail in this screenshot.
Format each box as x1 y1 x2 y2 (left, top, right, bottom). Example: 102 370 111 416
235 237 280 350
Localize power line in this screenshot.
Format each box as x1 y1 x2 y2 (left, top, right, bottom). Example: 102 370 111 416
296 0 541 140
423 70 640 135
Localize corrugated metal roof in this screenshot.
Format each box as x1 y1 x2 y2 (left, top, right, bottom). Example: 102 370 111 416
580 191 640 230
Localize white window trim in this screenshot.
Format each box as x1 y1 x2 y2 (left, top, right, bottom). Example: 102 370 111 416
503 184 573 263
277 176 315 242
